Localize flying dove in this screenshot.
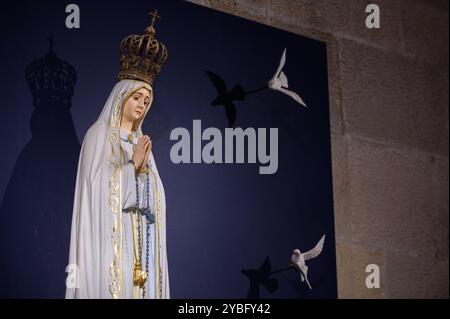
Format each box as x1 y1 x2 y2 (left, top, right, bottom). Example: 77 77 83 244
291 234 326 289
205 70 246 128
268 48 307 107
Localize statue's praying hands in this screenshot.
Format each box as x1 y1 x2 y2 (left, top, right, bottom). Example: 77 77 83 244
132 135 152 171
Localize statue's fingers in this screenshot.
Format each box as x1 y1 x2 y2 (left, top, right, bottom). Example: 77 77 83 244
137 137 144 148
142 140 150 151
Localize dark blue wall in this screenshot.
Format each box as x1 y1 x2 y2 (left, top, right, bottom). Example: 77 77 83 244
0 0 337 298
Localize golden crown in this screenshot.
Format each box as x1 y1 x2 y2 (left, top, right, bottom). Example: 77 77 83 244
117 10 168 87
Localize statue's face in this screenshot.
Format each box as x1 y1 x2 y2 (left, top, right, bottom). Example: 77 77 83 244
122 87 152 123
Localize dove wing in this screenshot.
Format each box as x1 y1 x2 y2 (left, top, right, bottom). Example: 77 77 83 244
272 48 287 79
278 87 307 107
303 235 326 261
205 70 227 93
259 256 272 275
279 71 289 88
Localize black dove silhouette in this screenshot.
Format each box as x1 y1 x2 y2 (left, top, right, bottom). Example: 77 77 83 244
205 70 247 128
241 256 279 299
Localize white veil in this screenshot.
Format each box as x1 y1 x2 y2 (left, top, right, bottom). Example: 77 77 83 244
65 79 169 298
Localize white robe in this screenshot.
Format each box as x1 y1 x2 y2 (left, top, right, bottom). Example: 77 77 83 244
65 80 170 299
120 128 158 299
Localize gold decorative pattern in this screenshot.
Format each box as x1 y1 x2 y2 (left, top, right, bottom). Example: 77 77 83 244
148 167 163 299
108 165 122 298
157 190 162 298
108 89 129 299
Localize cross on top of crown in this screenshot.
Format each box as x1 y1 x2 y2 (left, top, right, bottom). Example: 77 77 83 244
149 9 160 28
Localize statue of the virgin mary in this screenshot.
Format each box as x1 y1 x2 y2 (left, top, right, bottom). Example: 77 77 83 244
65 10 170 299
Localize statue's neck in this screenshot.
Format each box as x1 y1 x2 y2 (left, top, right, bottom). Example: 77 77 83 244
120 117 134 135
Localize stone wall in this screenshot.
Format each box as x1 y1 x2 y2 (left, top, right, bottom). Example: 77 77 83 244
186 0 449 298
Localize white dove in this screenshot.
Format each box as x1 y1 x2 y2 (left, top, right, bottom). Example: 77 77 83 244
268 48 307 107
290 234 326 289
